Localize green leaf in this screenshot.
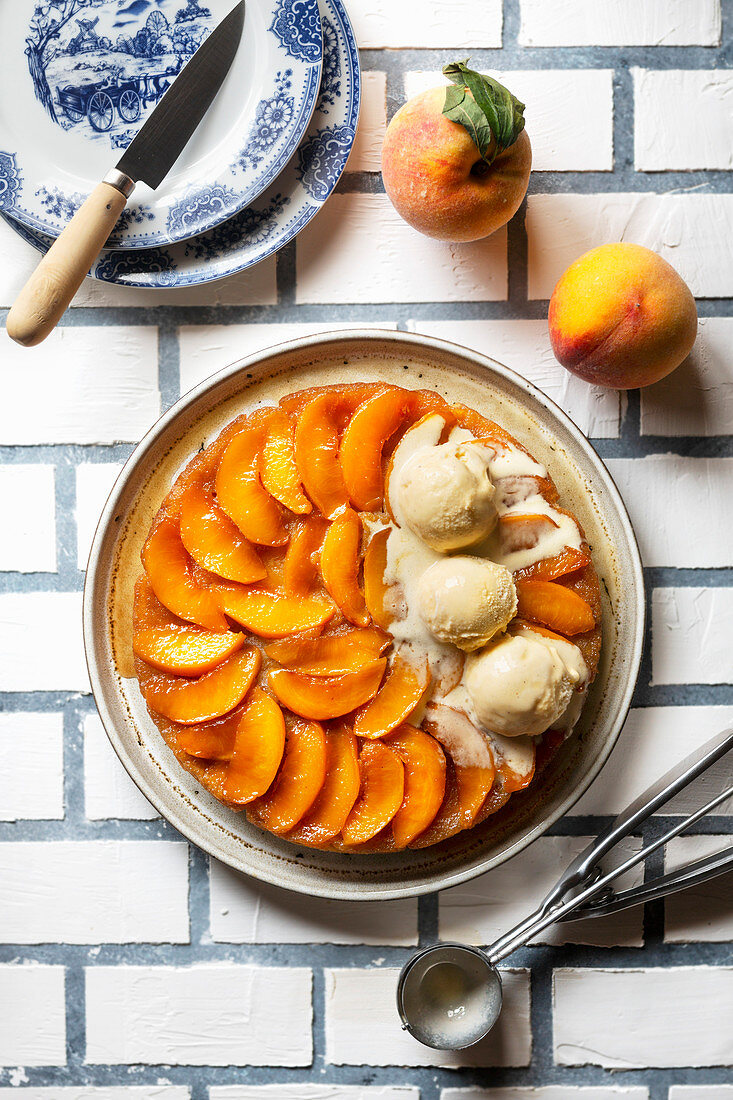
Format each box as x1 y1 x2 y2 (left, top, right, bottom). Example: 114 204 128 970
442 60 525 165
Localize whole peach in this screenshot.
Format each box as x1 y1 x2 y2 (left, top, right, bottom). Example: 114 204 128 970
549 243 697 390
381 86 532 242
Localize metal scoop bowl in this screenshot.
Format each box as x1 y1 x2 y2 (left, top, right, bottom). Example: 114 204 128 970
397 726 733 1051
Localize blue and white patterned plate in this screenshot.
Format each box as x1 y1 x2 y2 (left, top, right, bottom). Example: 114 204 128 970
0 0 322 249
5 0 358 287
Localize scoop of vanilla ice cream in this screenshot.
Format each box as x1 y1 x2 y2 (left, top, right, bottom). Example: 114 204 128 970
396 441 498 552
464 630 587 737
417 556 517 652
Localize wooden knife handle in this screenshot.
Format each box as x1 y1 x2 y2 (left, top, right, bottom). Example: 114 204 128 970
6 181 128 348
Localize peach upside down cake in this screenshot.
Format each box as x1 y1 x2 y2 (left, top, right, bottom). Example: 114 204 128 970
132 382 602 852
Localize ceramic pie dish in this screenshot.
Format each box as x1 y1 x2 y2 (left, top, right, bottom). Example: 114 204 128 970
83 330 645 900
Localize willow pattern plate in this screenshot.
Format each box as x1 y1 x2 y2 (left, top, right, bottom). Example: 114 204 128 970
3 0 357 285
0 0 322 248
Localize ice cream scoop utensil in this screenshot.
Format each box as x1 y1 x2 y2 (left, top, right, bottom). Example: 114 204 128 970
397 725 733 1050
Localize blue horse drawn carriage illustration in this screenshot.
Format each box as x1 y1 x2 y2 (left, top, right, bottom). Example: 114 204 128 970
55 70 173 132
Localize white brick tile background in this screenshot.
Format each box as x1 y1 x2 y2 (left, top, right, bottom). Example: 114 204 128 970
1 0 731 1096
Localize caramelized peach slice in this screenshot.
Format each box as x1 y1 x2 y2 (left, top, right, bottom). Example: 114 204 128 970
451 404 516 448
516 579 596 636
133 625 244 677
293 392 350 518
352 655 430 740
498 746 536 794
221 689 287 805
179 481 266 584
386 725 446 849
287 726 361 846
264 627 390 676
473 782 511 826
497 512 560 554
248 719 327 833
261 410 312 514
283 515 328 596
176 706 244 760
363 528 393 630
214 583 334 637
215 415 288 546
341 741 405 846
320 509 369 626
411 703 495 846
340 387 414 510
514 545 591 583
268 660 387 720
139 647 261 725
142 514 229 632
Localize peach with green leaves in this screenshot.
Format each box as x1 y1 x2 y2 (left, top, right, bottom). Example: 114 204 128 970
381 61 531 242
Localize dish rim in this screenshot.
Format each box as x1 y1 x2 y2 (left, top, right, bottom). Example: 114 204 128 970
83 328 646 900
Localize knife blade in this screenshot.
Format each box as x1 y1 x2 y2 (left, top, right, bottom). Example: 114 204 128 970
7 1 246 348
117 0 245 191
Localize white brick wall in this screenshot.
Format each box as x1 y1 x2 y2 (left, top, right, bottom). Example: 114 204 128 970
573 705 733 816
634 70 733 171
0 592 88 693
441 1091 649 1100
212 1090 418 1100
0 466 56 573
404 70 614 172
0 712 64 821
346 0 502 49
519 0 721 46
526 193 733 299
553 967 733 1067
178 321 397 395
295 195 507 303
210 860 418 944
0 965 66 1066
0 842 189 944
664 835 733 943
640 317 733 437
0 328 159 445
651 588 733 686
439 836 643 948
0 1091 189 1100
325 967 531 1067
605 457 733 567
85 965 312 1065
0 221 277 310
407 318 621 438
83 713 158 820
75 464 123 570
348 71 386 172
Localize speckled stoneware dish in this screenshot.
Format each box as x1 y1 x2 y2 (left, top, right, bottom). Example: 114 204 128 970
83 330 645 900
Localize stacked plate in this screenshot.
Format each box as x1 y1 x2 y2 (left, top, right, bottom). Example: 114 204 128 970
0 0 359 289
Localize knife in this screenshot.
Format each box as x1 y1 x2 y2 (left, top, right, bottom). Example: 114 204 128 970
7 0 246 348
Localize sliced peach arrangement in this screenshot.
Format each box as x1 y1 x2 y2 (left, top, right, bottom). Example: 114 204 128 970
287 726 360 846
264 627 389 676
268 659 387 720
137 647 261 725
320 509 369 626
341 740 405 846
248 718 327 833
352 655 430 740
261 409 313 514
179 480 266 585
216 412 289 546
515 579 596 636
213 582 334 637
142 514 229 632
386 725 446 848
132 382 601 854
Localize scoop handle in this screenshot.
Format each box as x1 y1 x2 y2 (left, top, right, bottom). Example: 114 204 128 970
6 181 128 348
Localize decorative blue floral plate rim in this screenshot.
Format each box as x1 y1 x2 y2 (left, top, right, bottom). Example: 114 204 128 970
0 0 323 249
5 0 359 288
